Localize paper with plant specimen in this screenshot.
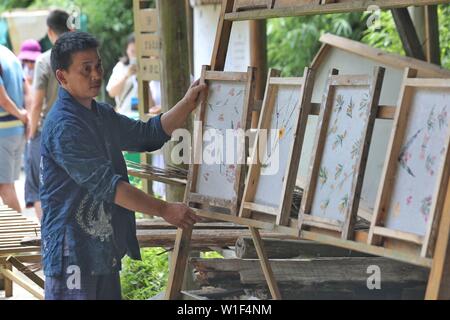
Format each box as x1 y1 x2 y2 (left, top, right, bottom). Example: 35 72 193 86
384 88 450 236
310 86 372 223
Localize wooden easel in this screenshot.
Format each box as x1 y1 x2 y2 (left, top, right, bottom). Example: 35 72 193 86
165 0 450 300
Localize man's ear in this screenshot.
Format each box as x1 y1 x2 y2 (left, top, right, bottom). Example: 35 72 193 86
55 69 67 86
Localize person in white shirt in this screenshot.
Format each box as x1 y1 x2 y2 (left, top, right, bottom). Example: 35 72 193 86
106 34 138 115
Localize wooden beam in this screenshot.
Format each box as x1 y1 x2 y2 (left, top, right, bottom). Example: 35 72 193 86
235 237 373 259
0 268 44 300
158 0 192 203
211 0 235 70
191 257 429 284
6 256 44 289
424 5 441 65
165 227 193 299
250 19 268 128
392 8 426 60
425 180 450 299
249 227 282 299
224 0 450 20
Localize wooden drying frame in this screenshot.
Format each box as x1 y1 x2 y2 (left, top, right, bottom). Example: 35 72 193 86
184 65 256 215
165 0 450 300
239 67 314 226
368 68 450 258
299 67 385 240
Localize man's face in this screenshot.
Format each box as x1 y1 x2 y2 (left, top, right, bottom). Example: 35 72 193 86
57 49 103 105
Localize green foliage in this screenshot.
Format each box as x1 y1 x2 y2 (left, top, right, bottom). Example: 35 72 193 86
29 0 136 90
361 10 405 55
200 251 224 259
121 247 169 300
439 4 450 69
267 13 366 76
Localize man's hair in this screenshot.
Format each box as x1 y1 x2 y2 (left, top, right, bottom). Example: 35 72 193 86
51 31 99 73
47 10 71 36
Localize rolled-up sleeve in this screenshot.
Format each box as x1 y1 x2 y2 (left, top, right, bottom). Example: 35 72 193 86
49 121 123 203
116 113 171 152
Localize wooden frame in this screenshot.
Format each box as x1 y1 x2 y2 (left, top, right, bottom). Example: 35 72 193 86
239 67 314 226
185 65 256 215
224 0 450 21
299 67 385 240
368 68 450 258
233 0 274 11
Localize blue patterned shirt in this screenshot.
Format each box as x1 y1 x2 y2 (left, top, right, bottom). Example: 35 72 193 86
40 87 170 276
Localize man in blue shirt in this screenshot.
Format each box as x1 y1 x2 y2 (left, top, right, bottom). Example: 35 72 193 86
0 44 29 213
41 31 205 300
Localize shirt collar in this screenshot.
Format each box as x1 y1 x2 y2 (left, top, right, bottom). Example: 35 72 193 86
58 87 99 116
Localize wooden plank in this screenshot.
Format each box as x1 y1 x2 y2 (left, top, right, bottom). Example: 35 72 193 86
0 247 41 255
235 237 373 259
210 0 235 71
249 227 282 299
3 262 12 297
373 226 424 245
140 33 161 57
424 5 440 65
233 0 273 11
139 8 159 33
316 31 450 80
268 77 304 86
191 257 429 284
392 8 426 60
302 230 433 267
140 57 161 81
0 268 43 300
165 227 193 300
224 0 450 21
243 202 278 216
403 78 450 87
136 219 247 230
6 256 44 289
204 70 248 81
137 228 292 247
426 180 450 299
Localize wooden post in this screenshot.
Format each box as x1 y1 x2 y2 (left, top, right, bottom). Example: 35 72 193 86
165 227 193 300
133 0 153 195
4 262 12 297
249 227 282 299
157 0 192 203
392 8 426 60
424 5 441 65
158 0 195 299
250 19 268 128
426 180 450 299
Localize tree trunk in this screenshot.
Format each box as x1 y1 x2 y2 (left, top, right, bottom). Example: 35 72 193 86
158 0 192 203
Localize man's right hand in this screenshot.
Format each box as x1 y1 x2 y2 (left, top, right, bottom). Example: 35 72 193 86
160 202 201 230
17 109 28 125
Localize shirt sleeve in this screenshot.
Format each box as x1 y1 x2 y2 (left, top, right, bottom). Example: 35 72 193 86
106 62 125 93
114 112 171 152
33 55 49 91
48 121 124 203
